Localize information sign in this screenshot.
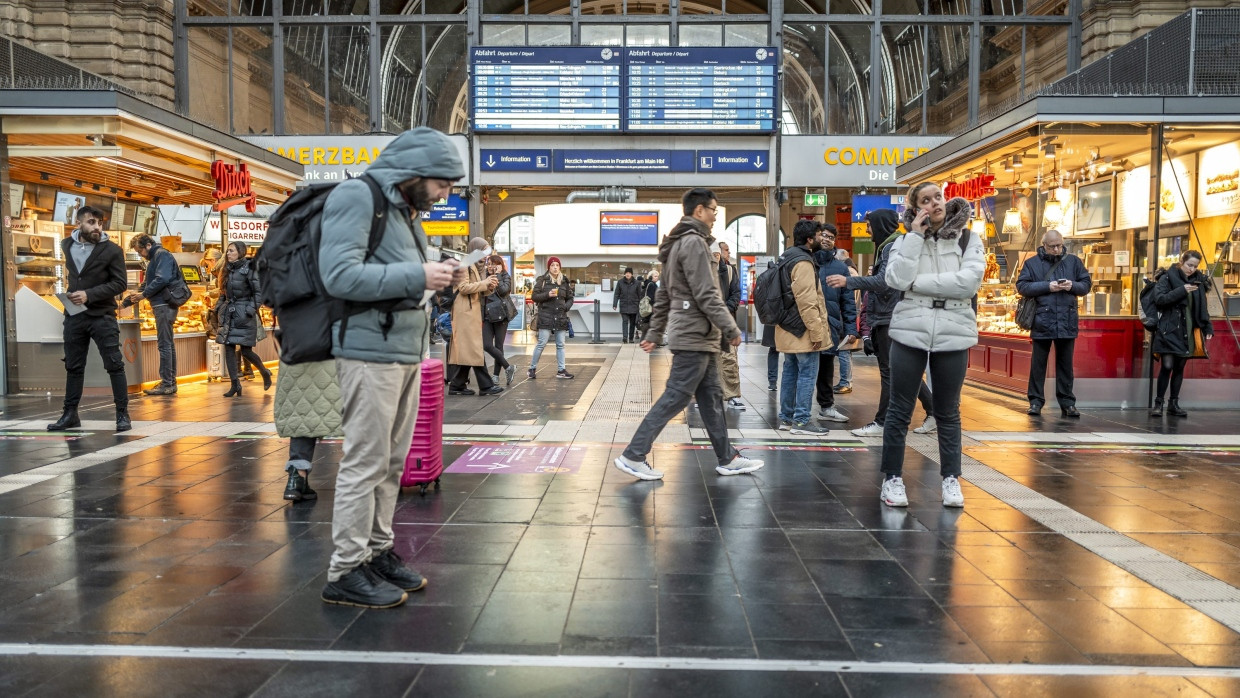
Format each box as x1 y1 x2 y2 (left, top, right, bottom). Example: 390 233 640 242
555 149 695 173
625 47 777 132
600 211 659 245
697 150 768 172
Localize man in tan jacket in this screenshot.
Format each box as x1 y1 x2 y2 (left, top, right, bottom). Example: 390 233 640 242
776 220 831 434
613 188 765 481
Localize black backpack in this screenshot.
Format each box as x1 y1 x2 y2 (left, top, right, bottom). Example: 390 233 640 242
1138 270 1164 331
255 174 420 364
753 263 787 326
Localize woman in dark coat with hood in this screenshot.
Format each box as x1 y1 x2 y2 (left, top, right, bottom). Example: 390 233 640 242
1150 250 1214 418
217 241 272 397
613 267 643 343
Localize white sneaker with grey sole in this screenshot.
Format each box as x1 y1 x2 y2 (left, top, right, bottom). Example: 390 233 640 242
726 398 746 410
913 415 938 434
716 454 765 476
613 455 664 481
851 421 883 437
817 406 848 422
942 475 965 507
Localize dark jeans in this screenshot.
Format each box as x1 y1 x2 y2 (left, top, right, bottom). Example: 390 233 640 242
623 350 736 466
62 312 128 409
152 304 178 387
882 341 968 478
620 312 638 341
288 436 317 472
1156 354 1189 401
767 347 779 386
872 324 933 425
225 343 265 383
815 353 836 409
1028 337 1076 407
482 320 510 374
450 365 495 391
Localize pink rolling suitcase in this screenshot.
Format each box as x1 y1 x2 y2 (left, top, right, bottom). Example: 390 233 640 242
402 358 445 495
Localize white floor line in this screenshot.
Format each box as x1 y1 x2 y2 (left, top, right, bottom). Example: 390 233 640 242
0 643 1237 677
0 420 269 496
904 434 1240 634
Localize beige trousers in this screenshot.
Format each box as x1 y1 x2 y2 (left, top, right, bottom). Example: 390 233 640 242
328 358 422 581
718 344 741 400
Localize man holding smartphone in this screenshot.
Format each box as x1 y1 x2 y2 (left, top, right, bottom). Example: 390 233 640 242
1016 229 1092 417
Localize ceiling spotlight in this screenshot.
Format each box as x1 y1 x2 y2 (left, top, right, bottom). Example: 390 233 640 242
1012 153 1023 168
125 190 133 197
40 172 49 181
74 180 83 188
92 184 101 191
1004 159 1013 172
1044 143 1057 160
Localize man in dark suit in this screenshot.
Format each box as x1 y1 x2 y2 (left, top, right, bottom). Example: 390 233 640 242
49 205 131 432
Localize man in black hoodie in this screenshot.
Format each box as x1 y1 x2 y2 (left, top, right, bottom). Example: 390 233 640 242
825 208 935 437
49 206 131 432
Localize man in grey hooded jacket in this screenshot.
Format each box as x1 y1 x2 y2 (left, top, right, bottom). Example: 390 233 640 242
318 127 465 609
613 188 764 481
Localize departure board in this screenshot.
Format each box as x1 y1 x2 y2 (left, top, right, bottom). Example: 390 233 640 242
625 47 777 132
472 47 623 132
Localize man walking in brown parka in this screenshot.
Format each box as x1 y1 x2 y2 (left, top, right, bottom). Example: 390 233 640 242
612 188 765 481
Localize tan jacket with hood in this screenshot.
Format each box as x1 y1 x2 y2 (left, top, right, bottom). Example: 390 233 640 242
774 245 829 354
644 216 739 352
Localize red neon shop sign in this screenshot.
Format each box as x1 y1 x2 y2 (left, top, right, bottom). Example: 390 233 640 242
943 174 996 201
211 160 257 213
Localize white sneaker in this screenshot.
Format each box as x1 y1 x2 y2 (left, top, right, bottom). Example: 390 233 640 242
850 421 883 437
613 455 664 481
880 477 909 507
913 416 938 434
727 398 747 411
818 406 848 422
942 476 965 507
777 419 792 431
716 454 765 476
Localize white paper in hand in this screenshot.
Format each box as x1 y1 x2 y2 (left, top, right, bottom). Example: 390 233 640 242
56 293 87 316
459 248 488 268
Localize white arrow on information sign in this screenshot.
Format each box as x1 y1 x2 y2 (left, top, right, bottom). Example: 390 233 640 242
754 156 765 169
486 155 497 168
465 463 510 470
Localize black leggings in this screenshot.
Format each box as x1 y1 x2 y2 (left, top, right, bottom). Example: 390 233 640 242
1155 355 1189 401
483 320 510 374
225 343 265 383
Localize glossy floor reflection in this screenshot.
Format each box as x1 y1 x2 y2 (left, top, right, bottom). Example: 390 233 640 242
1 340 1239 696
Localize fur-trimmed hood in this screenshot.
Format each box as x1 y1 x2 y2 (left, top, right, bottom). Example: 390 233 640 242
900 196 972 241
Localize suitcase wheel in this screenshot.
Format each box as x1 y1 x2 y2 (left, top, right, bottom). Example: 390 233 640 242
419 483 428 496
434 478 441 490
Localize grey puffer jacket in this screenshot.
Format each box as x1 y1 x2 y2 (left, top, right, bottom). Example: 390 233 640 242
218 259 263 347
886 197 986 352
645 216 739 352
319 127 465 364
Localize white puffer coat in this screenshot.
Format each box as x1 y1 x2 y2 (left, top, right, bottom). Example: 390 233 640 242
884 197 985 353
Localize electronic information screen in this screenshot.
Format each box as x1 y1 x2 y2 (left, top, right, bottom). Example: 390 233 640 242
624 47 777 132
472 47 623 132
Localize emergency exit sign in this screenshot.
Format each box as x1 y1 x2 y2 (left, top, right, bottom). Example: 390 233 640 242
804 193 826 206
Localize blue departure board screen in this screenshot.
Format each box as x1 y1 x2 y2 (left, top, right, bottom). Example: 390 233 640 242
472 47 623 132
625 47 777 132
471 46 779 134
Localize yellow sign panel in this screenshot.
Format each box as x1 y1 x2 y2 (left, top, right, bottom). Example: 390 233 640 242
852 222 869 239
423 221 470 236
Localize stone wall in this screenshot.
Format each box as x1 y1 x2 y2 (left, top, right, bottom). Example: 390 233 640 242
1081 0 1240 68
0 0 176 108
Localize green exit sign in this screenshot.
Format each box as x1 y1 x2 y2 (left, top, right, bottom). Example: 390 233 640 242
804 193 826 206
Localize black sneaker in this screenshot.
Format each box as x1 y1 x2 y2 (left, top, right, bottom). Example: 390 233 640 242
321 565 407 608
368 549 428 592
528 367 537 379
448 387 476 396
556 369 575 379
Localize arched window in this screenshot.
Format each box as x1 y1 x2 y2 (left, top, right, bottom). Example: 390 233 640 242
725 214 780 255
492 214 534 257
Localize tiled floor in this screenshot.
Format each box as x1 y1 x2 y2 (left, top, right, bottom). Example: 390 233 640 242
2 338 1240 696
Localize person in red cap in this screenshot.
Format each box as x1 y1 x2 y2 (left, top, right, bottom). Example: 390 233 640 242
528 256 574 379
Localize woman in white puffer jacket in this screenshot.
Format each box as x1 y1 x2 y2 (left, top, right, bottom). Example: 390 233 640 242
878 182 985 509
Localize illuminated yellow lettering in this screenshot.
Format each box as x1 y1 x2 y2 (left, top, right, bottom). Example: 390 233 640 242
840 148 856 165
355 148 375 165
312 148 326 165
824 148 839 165
297 147 310 164
859 148 875 165
881 148 899 165
904 148 916 162
918 148 929 156
342 147 355 165
328 147 340 165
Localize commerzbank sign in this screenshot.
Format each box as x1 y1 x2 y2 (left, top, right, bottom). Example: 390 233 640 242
781 135 950 188
242 135 472 187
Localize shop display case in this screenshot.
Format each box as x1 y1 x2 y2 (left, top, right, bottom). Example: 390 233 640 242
975 281 1027 337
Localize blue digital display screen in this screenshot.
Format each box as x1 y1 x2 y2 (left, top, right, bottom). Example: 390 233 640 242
600 211 660 246
471 46 778 133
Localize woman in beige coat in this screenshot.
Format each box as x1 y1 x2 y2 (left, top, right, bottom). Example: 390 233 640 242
447 239 503 395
